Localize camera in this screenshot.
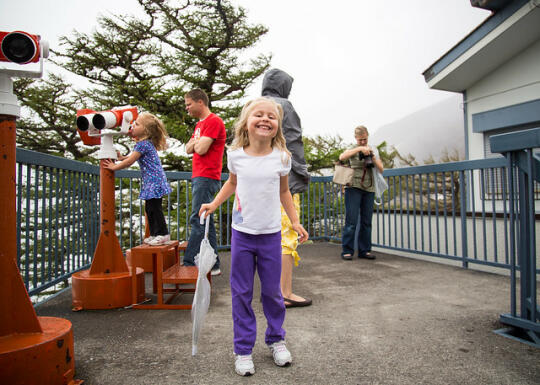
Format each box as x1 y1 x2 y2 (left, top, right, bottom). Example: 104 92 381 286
358 151 375 168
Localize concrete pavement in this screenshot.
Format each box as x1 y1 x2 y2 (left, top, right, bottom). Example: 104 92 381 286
36 242 540 384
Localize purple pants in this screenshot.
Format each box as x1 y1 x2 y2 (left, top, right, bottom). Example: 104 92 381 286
230 228 286 355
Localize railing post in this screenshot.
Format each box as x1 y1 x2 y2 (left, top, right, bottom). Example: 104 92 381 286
490 128 540 347
323 181 328 240
459 171 468 268
507 152 517 317
518 150 538 325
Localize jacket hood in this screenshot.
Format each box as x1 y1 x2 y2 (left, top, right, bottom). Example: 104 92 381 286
261 68 293 99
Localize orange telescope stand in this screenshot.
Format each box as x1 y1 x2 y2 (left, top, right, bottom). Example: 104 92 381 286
0 115 81 384
71 159 144 310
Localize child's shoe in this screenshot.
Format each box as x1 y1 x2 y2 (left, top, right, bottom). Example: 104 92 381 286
143 236 154 244
269 340 292 366
148 234 170 245
234 354 255 376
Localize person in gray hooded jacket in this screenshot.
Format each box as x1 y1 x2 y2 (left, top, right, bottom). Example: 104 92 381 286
262 68 312 308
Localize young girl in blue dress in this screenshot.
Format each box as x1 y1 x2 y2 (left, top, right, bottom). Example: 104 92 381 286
103 112 171 245
199 97 309 376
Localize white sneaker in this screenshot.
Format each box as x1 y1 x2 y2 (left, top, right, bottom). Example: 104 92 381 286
211 267 221 276
143 236 154 244
234 354 255 376
148 234 170 245
269 340 292 366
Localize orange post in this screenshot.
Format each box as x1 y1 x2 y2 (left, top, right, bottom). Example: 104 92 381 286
71 160 144 310
0 115 42 335
89 162 129 275
0 113 81 384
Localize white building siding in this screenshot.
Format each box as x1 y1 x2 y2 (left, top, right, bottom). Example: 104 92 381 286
466 39 540 161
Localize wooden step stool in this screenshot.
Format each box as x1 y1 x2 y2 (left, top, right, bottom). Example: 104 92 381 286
129 241 211 309
126 246 176 273
127 213 177 273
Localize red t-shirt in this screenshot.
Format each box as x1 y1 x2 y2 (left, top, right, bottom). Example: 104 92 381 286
191 113 226 180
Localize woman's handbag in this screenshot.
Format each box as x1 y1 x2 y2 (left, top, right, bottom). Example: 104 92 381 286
372 168 388 205
333 162 354 186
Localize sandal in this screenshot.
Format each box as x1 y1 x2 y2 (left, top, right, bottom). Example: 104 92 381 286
341 253 353 260
359 252 376 260
283 297 312 308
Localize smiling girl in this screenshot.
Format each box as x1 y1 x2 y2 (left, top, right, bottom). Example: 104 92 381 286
199 97 308 376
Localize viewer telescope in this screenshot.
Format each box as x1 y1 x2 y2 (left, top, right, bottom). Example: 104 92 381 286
0 30 49 117
0 30 49 64
76 106 138 136
0 30 49 79
75 106 139 159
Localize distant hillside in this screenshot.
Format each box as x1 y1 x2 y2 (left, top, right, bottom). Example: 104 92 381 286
371 94 465 166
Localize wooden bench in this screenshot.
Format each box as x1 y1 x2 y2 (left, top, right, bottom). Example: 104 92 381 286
129 241 211 310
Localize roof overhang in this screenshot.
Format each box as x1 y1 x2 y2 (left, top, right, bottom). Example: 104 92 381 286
471 0 514 12
423 0 540 92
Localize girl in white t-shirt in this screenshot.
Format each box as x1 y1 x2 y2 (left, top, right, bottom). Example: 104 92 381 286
199 97 308 376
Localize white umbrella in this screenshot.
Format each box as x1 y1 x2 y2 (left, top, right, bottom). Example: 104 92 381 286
191 211 217 356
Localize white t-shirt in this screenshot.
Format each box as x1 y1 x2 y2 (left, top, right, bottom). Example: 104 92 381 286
227 147 291 235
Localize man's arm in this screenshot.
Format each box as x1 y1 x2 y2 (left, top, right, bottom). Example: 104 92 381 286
339 146 371 162
193 136 214 155
186 138 196 154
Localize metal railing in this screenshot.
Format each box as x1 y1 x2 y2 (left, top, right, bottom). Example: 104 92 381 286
16 149 100 298
16 145 539 301
372 157 531 270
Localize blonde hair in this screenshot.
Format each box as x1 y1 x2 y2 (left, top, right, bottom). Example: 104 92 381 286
138 112 168 151
355 125 368 138
230 97 290 160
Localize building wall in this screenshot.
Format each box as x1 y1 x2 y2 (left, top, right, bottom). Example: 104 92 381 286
465 38 540 160
461 39 540 212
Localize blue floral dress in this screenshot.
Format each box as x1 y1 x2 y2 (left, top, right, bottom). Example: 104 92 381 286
134 140 171 200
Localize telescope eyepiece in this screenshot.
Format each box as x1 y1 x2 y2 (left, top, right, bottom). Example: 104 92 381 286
76 116 90 131
92 114 106 130
1 32 37 64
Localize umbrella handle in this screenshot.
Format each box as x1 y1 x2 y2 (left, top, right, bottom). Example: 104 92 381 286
200 210 211 240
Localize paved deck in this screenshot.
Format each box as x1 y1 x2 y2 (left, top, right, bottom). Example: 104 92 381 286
36 242 540 384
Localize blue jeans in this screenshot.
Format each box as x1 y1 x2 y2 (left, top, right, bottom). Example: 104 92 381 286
183 177 221 268
341 187 375 257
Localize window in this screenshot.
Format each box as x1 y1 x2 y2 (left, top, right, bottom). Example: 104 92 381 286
483 127 540 200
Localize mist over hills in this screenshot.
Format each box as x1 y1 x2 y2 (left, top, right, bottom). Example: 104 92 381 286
370 94 465 165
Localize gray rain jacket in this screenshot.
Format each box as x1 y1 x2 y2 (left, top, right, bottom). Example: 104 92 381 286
261 68 310 194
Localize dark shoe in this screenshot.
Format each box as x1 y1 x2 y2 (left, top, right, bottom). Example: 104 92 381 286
341 253 353 260
359 252 376 260
283 297 312 308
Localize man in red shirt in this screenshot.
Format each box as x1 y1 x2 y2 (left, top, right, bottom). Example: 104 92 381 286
184 89 226 274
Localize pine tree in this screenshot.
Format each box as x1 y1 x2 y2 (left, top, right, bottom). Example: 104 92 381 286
14 75 96 161
303 134 350 175
17 0 271 166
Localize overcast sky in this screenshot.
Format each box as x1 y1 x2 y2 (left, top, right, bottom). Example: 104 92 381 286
0 1 490 140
